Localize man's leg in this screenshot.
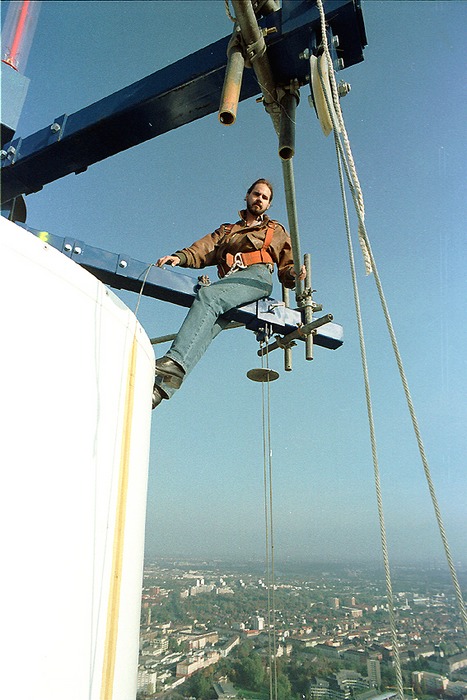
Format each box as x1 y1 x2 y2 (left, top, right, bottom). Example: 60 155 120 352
153 264 273 402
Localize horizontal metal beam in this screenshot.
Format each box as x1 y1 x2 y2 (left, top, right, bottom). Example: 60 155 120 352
1 0 366 204
21 224 343 350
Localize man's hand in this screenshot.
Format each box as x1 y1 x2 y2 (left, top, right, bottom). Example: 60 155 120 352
156 255 181 267
290 264 306 281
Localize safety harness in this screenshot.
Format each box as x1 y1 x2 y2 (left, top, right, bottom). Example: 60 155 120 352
217 220 276 278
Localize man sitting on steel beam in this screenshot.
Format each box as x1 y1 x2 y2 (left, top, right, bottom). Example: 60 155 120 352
152 178 305 408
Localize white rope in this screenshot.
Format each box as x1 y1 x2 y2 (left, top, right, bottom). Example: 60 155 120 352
224 0 236 23
315 0 372 274
334 139 405 700
315 0 467 643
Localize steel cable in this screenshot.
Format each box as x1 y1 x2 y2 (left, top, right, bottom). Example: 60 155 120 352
260 339 279 700
315 0 467 643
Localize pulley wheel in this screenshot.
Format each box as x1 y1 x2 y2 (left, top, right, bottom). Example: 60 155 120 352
247 368 280 383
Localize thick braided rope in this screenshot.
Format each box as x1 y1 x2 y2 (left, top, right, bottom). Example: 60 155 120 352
315 0 372 274
363 220 467 638
224 0 236 23
335 131 467 639
334 137 405 700
315 0 467 638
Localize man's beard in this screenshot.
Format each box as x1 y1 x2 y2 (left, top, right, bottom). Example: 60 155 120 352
247 202 263 217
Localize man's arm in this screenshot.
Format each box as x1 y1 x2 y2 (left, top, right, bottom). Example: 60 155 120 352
272 223 306 287
156 226 226 270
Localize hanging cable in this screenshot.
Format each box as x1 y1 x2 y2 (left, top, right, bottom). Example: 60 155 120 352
259 338 279 700
260 342 273 700
315 0 467 641
313 12 404 690
335 129 467 639
334 140 405 700
134 263 155 319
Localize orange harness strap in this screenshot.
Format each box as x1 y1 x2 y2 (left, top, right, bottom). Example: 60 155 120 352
219 221 275 277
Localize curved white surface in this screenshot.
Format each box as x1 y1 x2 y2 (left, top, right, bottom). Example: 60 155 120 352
0 217 154 699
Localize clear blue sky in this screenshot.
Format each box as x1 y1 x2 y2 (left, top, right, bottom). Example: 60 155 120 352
4 1 466 568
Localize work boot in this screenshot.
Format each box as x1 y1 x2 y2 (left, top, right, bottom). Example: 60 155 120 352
152 383 168 409
155 356 185 390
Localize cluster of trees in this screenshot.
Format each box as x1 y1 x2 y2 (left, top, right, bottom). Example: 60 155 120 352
180 641 293 700
159 640 436 700
180 642 368 700
150 584 321 631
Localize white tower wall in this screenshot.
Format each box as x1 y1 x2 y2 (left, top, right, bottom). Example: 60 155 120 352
0 218 154 699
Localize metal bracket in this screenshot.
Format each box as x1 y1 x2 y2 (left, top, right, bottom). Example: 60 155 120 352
257 313 334 356
48 114 68 144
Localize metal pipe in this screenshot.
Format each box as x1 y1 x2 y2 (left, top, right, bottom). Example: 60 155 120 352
281 158 303 292
150 322 244 345
150 333 177 346
231 1 310 362
282 285 293 371
219 43 245 125
278 91 298 161
231 0 280 134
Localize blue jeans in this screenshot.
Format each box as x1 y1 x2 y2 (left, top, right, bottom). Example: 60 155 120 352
155 264 273 398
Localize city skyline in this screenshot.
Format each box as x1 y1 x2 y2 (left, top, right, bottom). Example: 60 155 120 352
137 557 467 697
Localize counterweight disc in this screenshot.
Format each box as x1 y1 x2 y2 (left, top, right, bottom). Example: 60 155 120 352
247 368 279 382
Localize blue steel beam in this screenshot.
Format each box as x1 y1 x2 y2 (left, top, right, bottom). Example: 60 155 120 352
23 225 343 350
1 1 366 204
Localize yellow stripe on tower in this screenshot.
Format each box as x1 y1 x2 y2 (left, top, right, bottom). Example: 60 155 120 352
101 332 138 699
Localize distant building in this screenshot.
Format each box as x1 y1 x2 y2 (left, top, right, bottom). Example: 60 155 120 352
251 615 264 631
176 650 221 677
309 677 342 700
448 651 467 673
412 671 449 695
141 636 169 656
367 658 381 689
137 668 157 694
216 586 235 595
213 677 237 699
183 631 219 650
407 644 435 661
335 669 370 698
189 583 215 596
445 680 467 698
219 635 240 657
309 670 370 700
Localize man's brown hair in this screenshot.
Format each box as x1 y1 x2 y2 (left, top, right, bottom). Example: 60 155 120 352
247 178 274 203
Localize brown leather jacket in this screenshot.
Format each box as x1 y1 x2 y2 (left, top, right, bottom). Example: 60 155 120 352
174 210 297 288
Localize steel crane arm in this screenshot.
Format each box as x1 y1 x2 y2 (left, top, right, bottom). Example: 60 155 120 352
1 0 366 205
22 224 343 349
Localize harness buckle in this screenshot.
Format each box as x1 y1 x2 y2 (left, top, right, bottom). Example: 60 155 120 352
226 252 247 276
